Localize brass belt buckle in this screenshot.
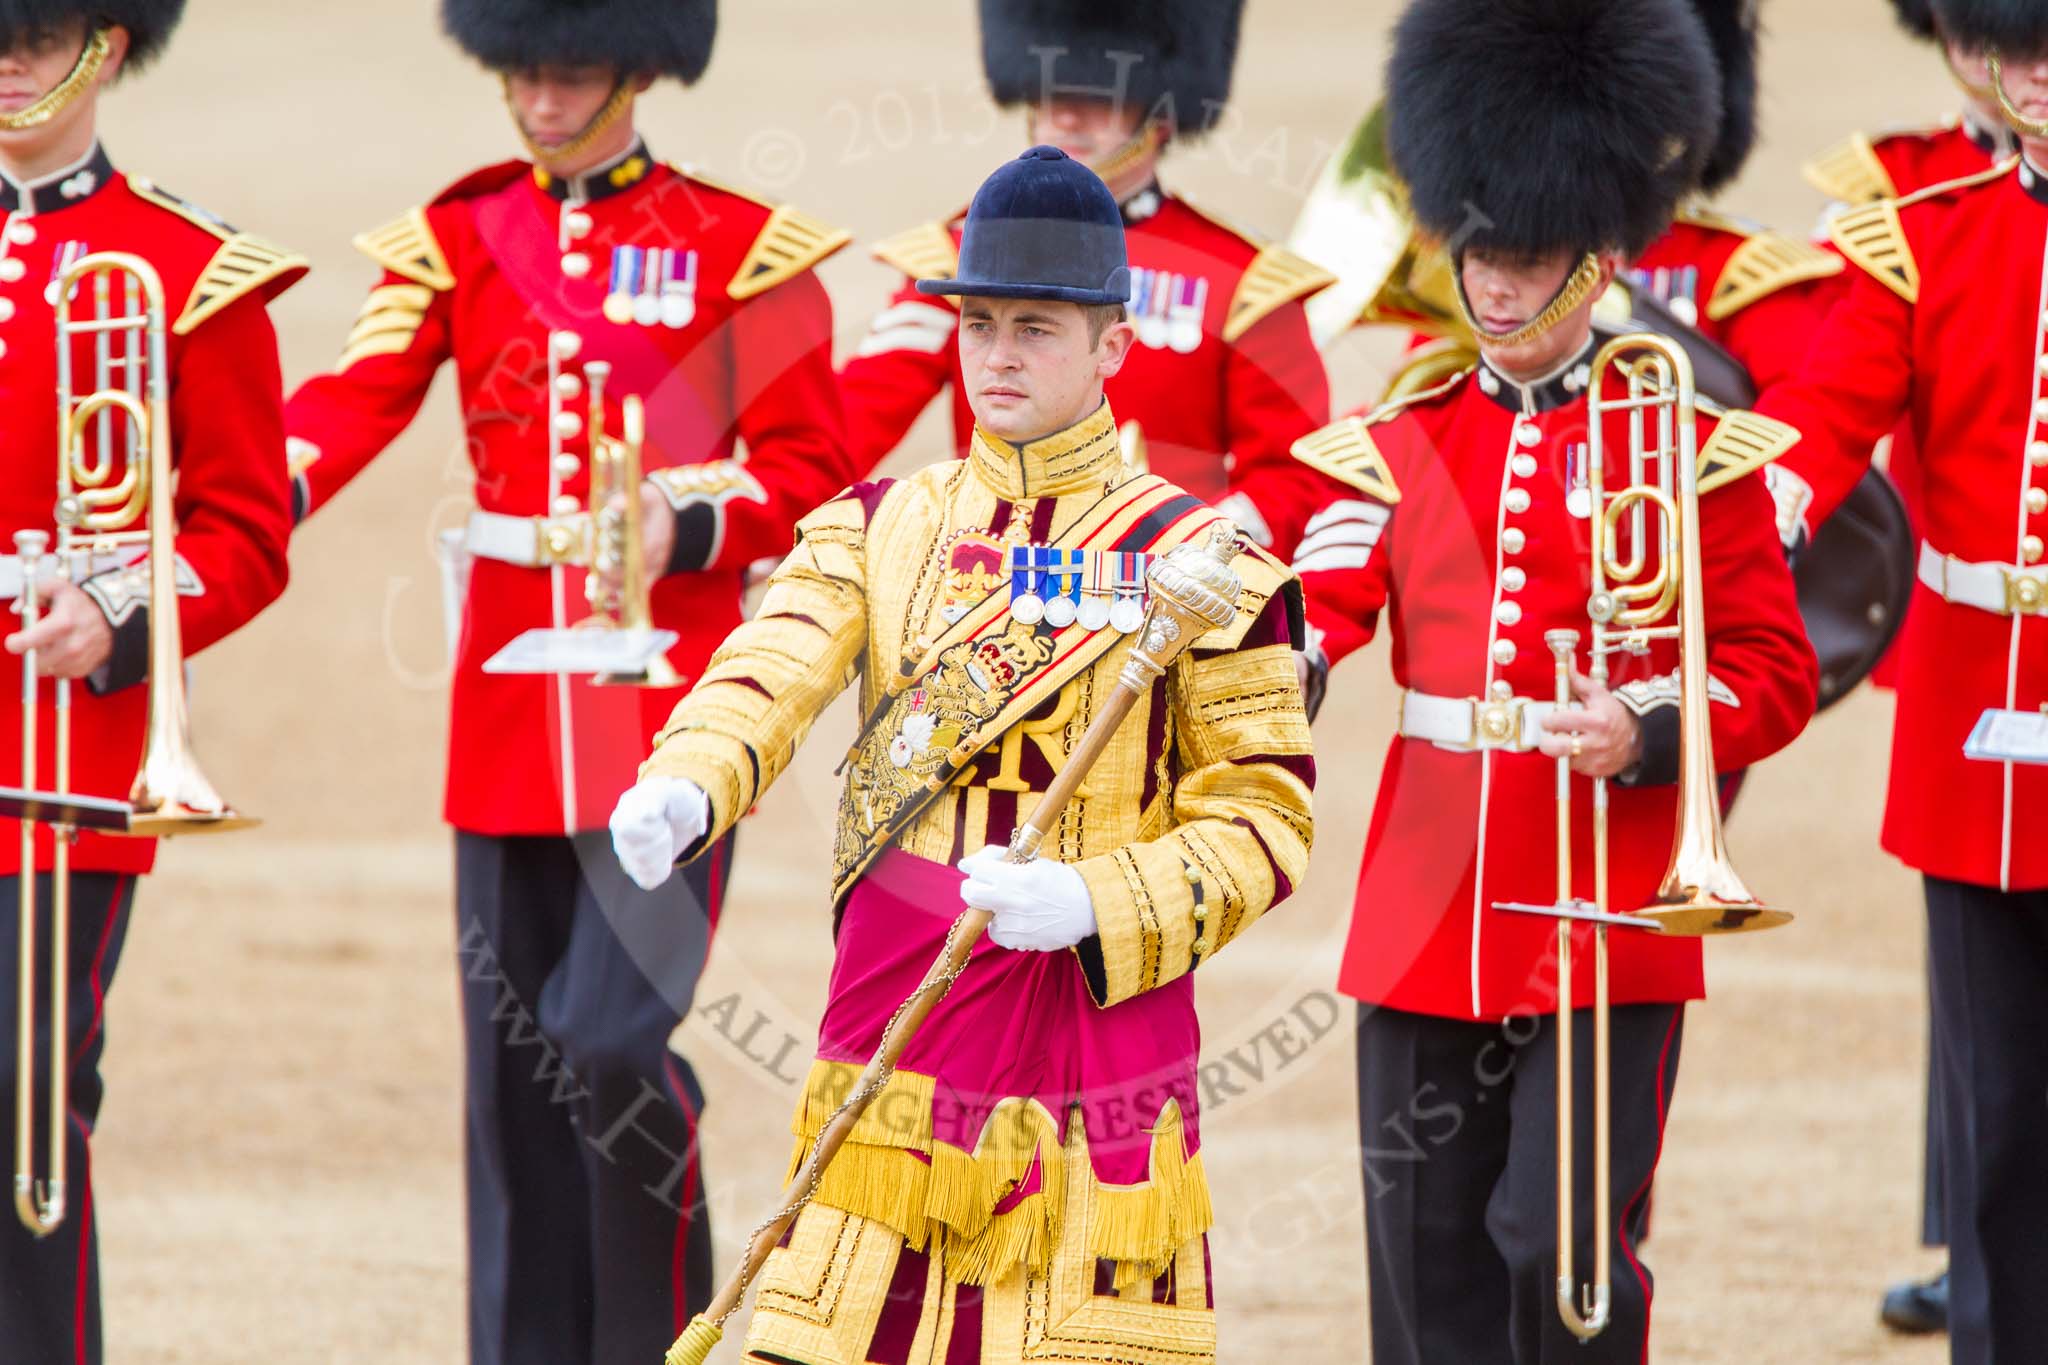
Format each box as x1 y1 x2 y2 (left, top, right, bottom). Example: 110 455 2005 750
2005 567 2046 616
1474 698 1522 749
533 514 588 568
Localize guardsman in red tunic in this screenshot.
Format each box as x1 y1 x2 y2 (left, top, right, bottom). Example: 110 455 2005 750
1293 4 1816 1359
0 3 300 1360
838 0 1335 557
282 2 851 1359
1760 5 2048 1357
1802 2 2016 1330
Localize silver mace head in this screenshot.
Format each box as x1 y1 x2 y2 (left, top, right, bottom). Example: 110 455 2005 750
1123 522 1246 685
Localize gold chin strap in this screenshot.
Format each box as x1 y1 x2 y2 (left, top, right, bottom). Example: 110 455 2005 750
1088 119 1168 186
0 27 112 133
1027 113 1168 188
1987 53 2048 139
502 74 636 170
1455 251 1604 350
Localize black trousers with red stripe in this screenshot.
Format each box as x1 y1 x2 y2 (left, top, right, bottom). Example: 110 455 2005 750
454 830 727 1365
1356 1000 1684 1365
0 871 136 1365
1925 876 2048 1365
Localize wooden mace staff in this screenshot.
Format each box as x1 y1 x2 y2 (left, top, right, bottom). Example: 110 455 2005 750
665 522 1247 1365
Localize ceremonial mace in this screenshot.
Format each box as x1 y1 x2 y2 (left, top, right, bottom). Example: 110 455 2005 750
665 522 1248 1364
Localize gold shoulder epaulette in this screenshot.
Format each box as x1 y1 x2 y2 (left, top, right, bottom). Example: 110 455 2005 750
871 221 958 281
1802 133 1898 206
1289 416 1402 504
1223 244 1337 344
174 233 308 336
730 205 853 301
1830 159 2012 304
1707 231 1843 321
353 208 455 292
1697 409 1800 495
1828 200 1916 302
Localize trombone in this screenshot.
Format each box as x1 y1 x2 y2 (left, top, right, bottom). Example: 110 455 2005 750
11 253 254 1236
1496 333 1790 1339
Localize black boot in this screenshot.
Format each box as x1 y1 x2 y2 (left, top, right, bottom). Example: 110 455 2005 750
1879 1269 1948 1335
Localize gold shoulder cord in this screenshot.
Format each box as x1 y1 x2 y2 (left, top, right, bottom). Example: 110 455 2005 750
1455 252 1603 349
0 28 111 131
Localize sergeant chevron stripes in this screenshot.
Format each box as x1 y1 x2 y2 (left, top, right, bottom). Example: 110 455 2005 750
1293 499 1392 574
855 300 958 357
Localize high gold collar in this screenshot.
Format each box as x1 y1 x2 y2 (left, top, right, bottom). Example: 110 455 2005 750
967 400 1121 500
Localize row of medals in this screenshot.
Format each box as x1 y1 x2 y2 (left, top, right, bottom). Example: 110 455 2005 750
1010 558 1152 634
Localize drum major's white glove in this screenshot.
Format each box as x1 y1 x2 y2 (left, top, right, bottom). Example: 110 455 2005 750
957 844 1097 951
609 776 711 891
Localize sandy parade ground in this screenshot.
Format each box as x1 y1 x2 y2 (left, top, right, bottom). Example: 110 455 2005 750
61 1 1967 1359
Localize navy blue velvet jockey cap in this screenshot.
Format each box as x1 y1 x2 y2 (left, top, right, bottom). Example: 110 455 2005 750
918 146 1131 306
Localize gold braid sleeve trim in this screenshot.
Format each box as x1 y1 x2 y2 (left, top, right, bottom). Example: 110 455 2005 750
1075 637 1313 1009
641 495 871 841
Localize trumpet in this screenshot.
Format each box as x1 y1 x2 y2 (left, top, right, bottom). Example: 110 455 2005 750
10 253 254 1236
582 362 680 689
1496 333 1789 1338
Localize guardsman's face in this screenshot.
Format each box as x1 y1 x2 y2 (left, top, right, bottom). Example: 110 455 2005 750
1028 98 1144 165
958 296 1134 443
0 19 124 160
505 63 646 170
1461 246 1618 381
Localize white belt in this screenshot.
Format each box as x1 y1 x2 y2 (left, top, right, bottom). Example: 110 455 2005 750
0 551 131 599
1399 689 1560 753
464 509 594 569
1918 541 2048 617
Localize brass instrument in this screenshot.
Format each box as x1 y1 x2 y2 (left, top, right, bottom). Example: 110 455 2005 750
1286 102 1464 355
582 362 680 688
11 253 256 1236
1495 334 1789 1339
1287 103 1762 407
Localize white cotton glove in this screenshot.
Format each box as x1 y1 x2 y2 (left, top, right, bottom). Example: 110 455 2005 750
609 776 711 891
957 844 1097 952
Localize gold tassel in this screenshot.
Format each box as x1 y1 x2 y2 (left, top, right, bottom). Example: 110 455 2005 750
783 1062 1210 1289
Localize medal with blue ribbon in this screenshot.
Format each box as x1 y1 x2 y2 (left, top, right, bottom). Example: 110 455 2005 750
1009 544 1047 625
1040 548 1085 628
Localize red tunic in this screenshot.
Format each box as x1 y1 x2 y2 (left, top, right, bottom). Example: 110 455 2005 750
838 186 1335 556
286 147 853 836
1627 208 1845 395
0 145 301 874
1765 158 2048 892
1804 113 2015 687
1297 353 1817 1019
